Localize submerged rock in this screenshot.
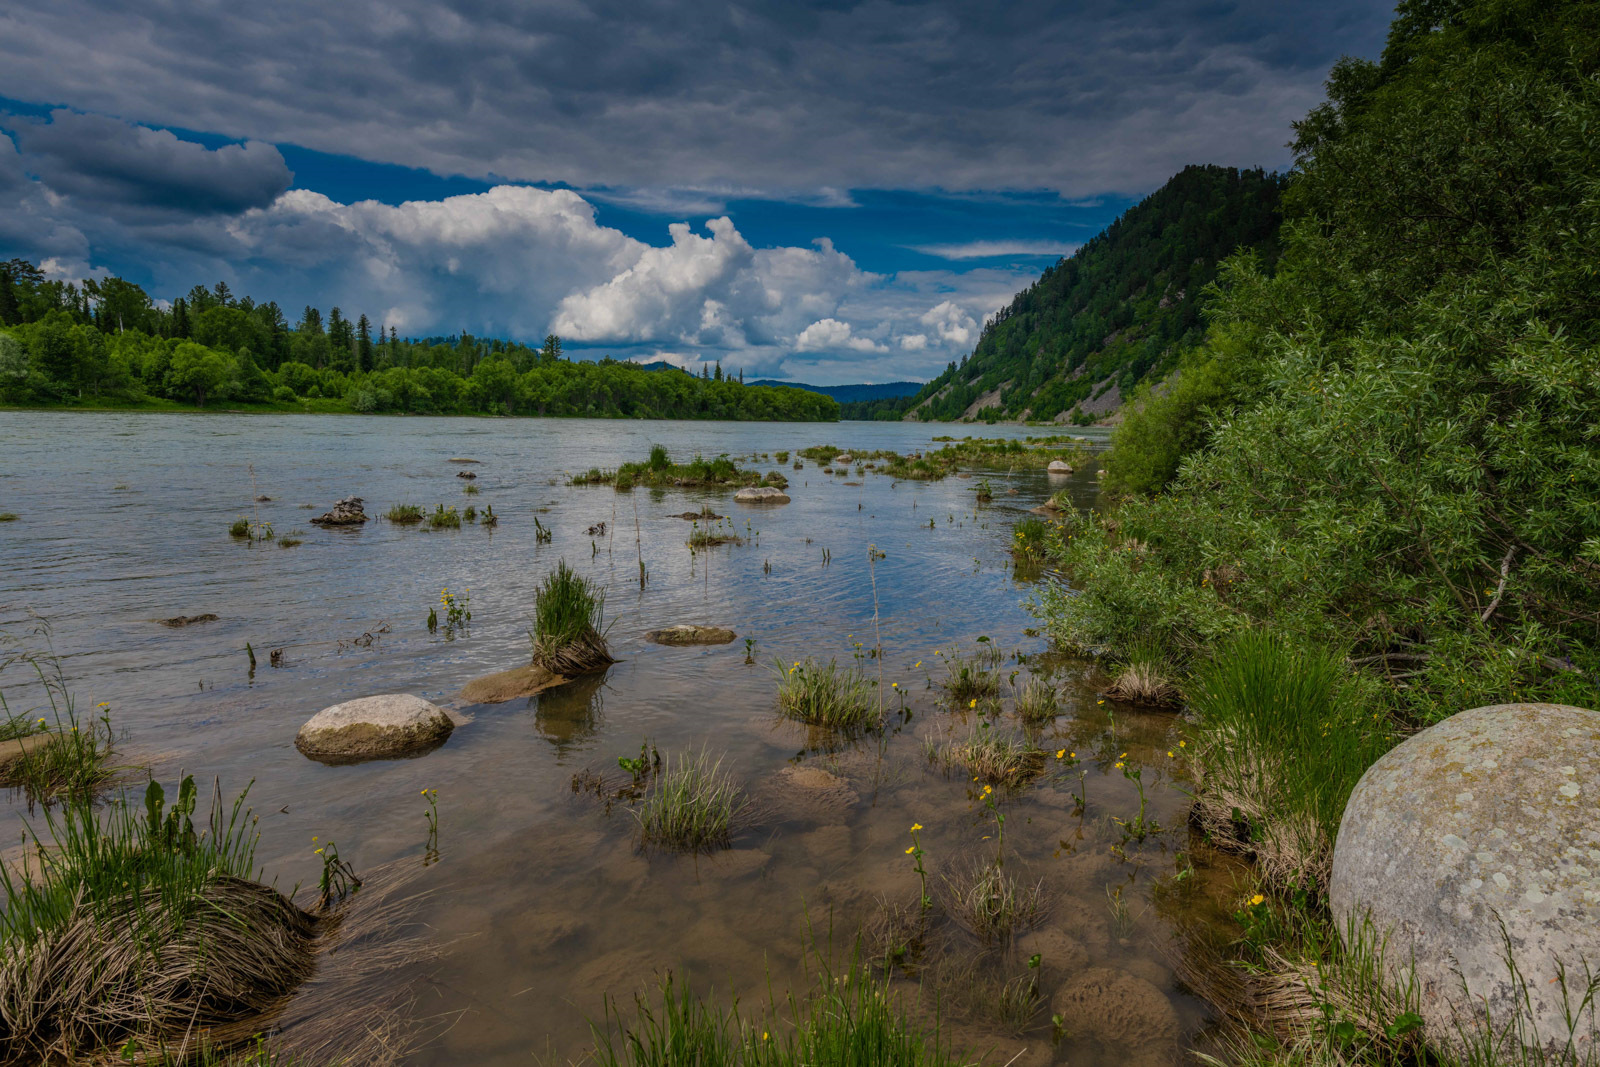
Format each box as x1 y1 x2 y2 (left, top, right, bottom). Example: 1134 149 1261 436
833 453 853 465
158 613 219 628
309 497 368 526
457 663 565 704
455 470 477 480
1330 702 1600 1059
768 765 858 823
733 486 790 505
295 693 453 763
1047 459 1074 474
1051 967 1180 1067
646 624 737 646
447 457 480 464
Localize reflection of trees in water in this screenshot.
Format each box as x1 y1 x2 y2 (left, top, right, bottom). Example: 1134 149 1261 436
533 670 609 754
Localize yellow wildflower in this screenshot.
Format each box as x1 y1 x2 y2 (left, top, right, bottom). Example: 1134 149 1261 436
982 785 992 795
905 846 915 854
969 698 977 708
1249 894 1265 906
1055 749 1065 759
1114 761 1125 769
910 823 922 831
1167 750 1175 758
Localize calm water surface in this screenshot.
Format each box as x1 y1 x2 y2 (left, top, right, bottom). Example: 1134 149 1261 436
0 413 1233 1065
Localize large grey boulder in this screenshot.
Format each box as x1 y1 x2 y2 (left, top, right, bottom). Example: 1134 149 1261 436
295 693 453 763
1047 459 1074 474
733 486 789 505
1330 703 1600 1059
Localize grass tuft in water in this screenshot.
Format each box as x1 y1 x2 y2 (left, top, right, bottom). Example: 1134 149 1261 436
633 750 750 852
590 944 971 1067
938 858 1045 943
0 513 17 523
0 776 325 1062
0 709 117 807
385 504 424 524
1010 517 1050 563
941 646 1002 703
935 730 1045 787
427 505 461 530
1013 676 1059 723
1104 639 1180 706
530 561 614 675
774 658 878 731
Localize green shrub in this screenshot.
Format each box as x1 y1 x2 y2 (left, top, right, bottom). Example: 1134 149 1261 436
1188 630 1394 892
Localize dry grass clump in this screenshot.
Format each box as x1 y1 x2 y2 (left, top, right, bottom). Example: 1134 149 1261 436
0 778 318 1062
633 750 751 852
774 658 878 732
1105 660 1181 706
530 561 615 676
938 858 1045 943
1013 676 1059 723
934 731 1046 788
926 950 1043 1035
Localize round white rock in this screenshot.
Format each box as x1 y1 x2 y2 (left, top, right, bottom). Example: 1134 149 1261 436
295 693 455 763
1330 702 1600 1058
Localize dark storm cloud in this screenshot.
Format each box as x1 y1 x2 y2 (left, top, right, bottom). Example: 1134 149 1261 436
7 110 292 215
0 0 1392 197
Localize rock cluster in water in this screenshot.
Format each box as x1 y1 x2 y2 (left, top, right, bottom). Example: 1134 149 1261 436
733 486 789 505
310 497 368 526
295 693 454 763
1330 702 1600 1059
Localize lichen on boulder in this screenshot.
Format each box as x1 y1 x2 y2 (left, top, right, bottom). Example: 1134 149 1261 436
1330 702 1600 1059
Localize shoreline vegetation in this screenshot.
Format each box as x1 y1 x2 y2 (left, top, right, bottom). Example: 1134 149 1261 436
1023 3 1600 1067
0 276 840 420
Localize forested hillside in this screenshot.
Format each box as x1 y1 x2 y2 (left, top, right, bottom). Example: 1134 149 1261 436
1051 0 1600 711
0 266 839 421
845 164 1285 422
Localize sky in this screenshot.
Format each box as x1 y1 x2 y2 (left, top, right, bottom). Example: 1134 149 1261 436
0 0 1394 384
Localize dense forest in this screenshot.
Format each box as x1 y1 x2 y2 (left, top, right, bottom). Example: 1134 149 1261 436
843 164 1286 422
0 267 839 421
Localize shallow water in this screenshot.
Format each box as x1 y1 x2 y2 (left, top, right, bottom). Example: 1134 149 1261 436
0 412 1233 1065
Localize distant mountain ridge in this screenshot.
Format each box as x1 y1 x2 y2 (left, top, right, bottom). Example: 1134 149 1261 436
747 379 923 404
843 164 1286 423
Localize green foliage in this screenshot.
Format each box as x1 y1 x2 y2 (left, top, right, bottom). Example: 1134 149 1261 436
385 503 423 524
1044 0 1600 726
0 775 259 949
849 165 1285 422
573 449 769 490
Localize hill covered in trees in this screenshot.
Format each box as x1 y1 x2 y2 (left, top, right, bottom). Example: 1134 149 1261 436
0 268 839 421
748 379 923 404
844 164 1286 422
